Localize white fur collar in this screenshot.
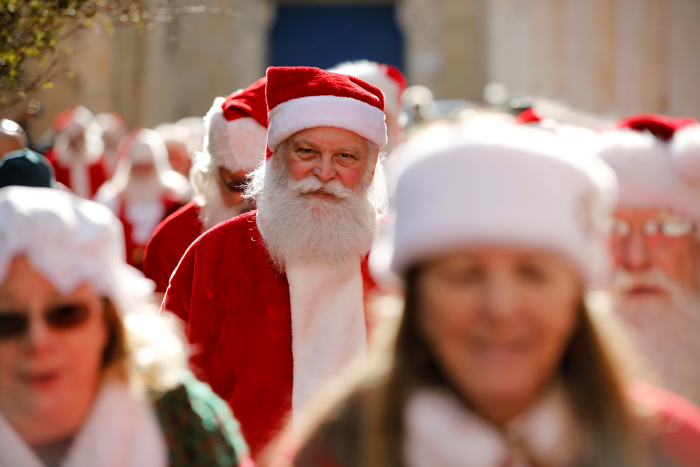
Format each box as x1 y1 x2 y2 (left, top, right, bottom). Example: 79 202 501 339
403 385 581 467
0 379 167 467
286 260 367 417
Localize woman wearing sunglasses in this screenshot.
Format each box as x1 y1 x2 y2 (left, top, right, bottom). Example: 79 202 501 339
272 123 700 467
0 186 251 467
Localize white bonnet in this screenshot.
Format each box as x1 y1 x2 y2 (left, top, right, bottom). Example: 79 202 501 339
0 186 154 311
371 121 618 285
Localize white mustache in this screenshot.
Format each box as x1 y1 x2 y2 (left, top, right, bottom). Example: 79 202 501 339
611 267 672 296
287 176 352 199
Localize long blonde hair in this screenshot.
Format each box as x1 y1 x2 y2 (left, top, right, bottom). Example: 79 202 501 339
287 268 664 467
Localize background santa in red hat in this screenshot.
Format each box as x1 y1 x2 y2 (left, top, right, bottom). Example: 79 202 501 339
143 77 268 294
598 113 700 404
95 128 191 269
44 105 109 198
162 66 388 457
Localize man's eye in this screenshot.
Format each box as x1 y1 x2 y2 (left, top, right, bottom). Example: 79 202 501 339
339 153 356 159
299 148 314 155
611 219 631 236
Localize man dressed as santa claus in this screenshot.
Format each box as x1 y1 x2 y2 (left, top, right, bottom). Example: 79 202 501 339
143 78 268 294
44 105 108 198
598 114 700 404
96 128 191 269
162 66 388 457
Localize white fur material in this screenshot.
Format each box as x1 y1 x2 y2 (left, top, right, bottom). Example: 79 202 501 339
267 95 387 151
404 386 580 467
203 98 267 173
286 260 367 416
671 125 700 185
0 380 167 467
597 128 700 222
329 60 402 113
377 121 617 285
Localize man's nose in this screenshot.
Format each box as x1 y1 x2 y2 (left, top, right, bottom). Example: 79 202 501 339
621 229 652 271
312 156 336 182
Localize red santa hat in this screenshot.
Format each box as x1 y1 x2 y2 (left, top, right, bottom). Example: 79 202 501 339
596 113 700 222
203 77 268 173
53 105 96 139
372 121 617 285
265 66 388 156
328 60 408 114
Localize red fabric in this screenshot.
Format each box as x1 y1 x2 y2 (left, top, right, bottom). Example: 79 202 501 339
266 66 385 113
630 382 700 466
117 194 183 270
44 146 108 198
162 210 376 458
616 113 698 142
381 64 408 93
222 77 269 128
143 201 203 293
515 108 544 124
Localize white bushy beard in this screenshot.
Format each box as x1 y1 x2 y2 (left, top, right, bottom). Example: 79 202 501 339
255 157 377 271
199 190 253 230
611 266 700 403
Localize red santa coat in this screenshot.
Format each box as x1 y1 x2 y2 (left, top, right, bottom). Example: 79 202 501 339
44 146 108 198
143 201 203 293
115 194 183 270
163 210 376 458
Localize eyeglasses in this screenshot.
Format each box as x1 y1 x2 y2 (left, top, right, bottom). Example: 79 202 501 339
0 304 91 340
219 167 247 193
611 217 695 238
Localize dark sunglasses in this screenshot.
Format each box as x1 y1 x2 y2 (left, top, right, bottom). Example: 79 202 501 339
0 304 91 340
219 167 248 193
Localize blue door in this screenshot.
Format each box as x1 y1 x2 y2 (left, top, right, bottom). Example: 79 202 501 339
270 5 404 72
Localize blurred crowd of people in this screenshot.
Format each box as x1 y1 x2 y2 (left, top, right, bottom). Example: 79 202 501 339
1 60 700 467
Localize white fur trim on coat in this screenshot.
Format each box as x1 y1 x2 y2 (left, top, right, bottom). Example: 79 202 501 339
597 128 700 222
286 260 367 416
0 379 167 467
404 385 580 467
203 98 267 173
267 95 387 151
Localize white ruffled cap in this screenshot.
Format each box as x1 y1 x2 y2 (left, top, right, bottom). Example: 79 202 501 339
371 121 618 285
0 186 154 312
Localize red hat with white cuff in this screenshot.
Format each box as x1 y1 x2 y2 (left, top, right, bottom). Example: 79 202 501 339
596 113 700 223
328 60 408 115
203 77 268 173
265 66 388 156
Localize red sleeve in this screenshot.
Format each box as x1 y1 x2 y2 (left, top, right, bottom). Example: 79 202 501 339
161 244 195 323
629 382 700 467
143 230 171 294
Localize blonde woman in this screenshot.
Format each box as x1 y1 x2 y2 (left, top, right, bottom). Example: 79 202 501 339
0 186 251 467
272 123 700 467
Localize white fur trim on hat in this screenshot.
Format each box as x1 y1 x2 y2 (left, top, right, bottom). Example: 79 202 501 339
203 97 267 173
330 60 401 114
671 125 700 185
267 95 388 151
372 121 617 285
597 128 700 222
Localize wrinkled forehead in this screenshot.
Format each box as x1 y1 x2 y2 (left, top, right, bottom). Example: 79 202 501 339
286 127 375 153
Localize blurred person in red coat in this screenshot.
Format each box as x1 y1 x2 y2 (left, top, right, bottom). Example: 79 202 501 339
598 114 700 405
161 67 388 458
143 78 268 294
96 111 128 177
95 128 190 270
43 105 108 198
269 120 700 467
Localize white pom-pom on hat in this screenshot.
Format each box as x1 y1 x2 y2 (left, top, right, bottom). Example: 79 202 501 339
671 124 700 185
